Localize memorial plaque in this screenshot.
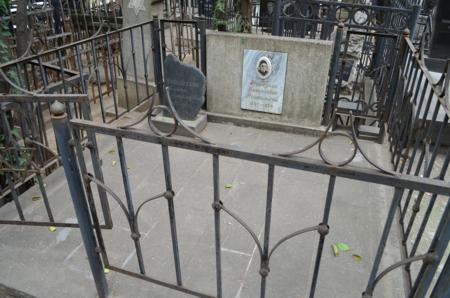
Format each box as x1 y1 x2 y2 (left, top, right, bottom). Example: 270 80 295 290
241 49 287 114
165 54 206 120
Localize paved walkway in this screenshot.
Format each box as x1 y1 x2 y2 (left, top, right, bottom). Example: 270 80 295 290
0 121 406 298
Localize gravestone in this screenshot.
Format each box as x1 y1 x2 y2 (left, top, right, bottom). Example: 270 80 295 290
241 49 287 114
164 54 206 120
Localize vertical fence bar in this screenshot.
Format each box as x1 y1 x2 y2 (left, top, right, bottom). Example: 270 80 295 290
430 254 450 298
408 5 421 39
324 23 344 125
152 15 164 101
50 101 108 298
199 19 207 76
309 175 335 298
364 187 403 296
386 29 409 121
260 164 275 298
129 28 141 105
413 198 450 297
271 0 281 36
161 144 183 286
409 147 450 259
212 154 223 298
116 136 146 274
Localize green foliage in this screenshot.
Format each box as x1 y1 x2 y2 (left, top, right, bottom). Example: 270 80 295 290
0 0 21 92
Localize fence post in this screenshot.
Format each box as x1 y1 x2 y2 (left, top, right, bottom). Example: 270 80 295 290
386 28 410 124
51 101 108 298
199 18 207 76
152 15 164 103
323 23 344 125
408 5 421 40
271 0 281 36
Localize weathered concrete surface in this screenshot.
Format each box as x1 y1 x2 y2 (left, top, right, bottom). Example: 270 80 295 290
0 122 406 298
206 32 333 127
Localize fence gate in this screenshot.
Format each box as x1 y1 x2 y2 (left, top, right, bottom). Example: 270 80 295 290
331 30 399 142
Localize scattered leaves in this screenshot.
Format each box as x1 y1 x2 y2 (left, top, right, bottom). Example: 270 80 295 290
48 226 57 232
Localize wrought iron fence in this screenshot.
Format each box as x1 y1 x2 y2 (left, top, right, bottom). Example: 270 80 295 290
272 0 421 39
48 82 450 297
2 0 124 58
0 94 113 229
0 16 207 221
386 29 450 296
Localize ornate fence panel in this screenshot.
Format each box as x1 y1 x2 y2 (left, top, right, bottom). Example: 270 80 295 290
272 0 421 39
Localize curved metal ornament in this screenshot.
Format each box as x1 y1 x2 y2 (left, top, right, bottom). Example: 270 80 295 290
120 87 212 144
274 110 396 175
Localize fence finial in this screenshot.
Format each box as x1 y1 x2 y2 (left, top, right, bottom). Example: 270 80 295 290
402 28 410 37
50 100 65 117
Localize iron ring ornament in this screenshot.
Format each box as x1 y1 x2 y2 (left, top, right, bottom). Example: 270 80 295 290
275 110 395 175
279 1 411 32
119 87 212 144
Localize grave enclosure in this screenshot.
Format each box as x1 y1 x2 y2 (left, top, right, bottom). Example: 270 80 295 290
1 1 450 298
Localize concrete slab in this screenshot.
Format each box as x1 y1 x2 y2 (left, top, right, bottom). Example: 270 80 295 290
0 121 407 298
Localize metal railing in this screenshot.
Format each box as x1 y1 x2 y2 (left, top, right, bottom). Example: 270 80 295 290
3 0 123 58
45 81 450 297
272 0 421 39
0 94 112 228
387 29 450 296
0 16 207 221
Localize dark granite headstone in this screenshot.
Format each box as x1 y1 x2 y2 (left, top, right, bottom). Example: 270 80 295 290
164 54 206 120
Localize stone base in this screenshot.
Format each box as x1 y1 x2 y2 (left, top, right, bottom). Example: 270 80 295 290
152 112 207 137
206 111 326 137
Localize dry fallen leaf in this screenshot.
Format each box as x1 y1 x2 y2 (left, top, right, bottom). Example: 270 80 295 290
112 160 117 166
332 244 339 257
352 254 362 262
32 196 42 202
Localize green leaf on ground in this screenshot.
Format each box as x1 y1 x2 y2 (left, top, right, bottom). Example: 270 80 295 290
224 183 232 189
352 254 362 262
336 242 350 252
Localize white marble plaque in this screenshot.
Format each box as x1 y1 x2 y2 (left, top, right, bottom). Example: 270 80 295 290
241 50 287 114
